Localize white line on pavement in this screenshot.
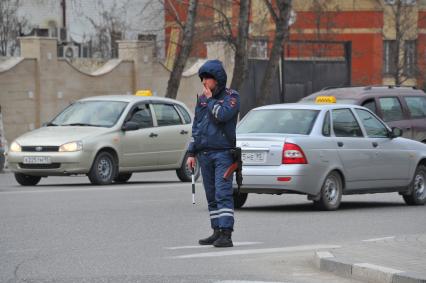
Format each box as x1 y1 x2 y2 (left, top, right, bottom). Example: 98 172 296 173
173 244 341 259
215 281 289 283
362 236 395 242
165 242 263 250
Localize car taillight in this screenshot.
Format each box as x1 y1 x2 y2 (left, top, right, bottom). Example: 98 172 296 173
282 143 307 164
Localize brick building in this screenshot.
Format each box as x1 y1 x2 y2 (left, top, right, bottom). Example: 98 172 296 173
165 0 426 88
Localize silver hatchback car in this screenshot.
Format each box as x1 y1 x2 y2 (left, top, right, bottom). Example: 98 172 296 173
233 102 426 210
8 95 200 185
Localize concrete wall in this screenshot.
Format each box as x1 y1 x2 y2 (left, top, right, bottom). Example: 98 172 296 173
0 37 233 144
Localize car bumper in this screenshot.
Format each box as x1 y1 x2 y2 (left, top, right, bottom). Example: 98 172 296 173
233 164 320 195
7 150 94 176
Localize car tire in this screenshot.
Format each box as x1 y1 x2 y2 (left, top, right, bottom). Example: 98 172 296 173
14 173 41 186
88 151 116 185
402 165 426 205
314 171 342 211
176 153 200 182
114 173 132 183
233 192 248 209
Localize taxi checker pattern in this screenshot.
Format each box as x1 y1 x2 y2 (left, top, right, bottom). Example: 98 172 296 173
187 59 240 231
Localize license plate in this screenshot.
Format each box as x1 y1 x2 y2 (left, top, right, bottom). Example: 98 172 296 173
23 156 51 164
242 152 265 163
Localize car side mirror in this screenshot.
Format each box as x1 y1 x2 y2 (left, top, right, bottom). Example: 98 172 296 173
389 127 403 139
122 121 140 131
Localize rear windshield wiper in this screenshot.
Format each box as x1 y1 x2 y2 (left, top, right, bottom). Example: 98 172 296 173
45 122 58 126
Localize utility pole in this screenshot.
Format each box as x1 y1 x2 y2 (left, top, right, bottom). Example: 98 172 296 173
61 0 66 28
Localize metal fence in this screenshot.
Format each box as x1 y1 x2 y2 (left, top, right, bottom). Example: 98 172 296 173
240 41 351 117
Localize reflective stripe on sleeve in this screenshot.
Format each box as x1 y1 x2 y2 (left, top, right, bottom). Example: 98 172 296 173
212 104 221 118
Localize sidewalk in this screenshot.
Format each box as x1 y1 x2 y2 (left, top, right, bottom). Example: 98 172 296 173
314 234 426 283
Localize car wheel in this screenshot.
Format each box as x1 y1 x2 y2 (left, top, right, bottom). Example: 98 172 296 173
314 171 342 211
233 192 248 209
88 151 116 185
114 173 132 183
176 153 200 182
403 165 426 205
14 173 41 186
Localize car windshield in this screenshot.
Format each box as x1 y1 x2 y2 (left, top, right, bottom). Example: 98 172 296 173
51 101 128 127
237 109 319 135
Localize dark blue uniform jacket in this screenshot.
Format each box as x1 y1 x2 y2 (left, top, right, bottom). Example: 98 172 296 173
187 60 240 156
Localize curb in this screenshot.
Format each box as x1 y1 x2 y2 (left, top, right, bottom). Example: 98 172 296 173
314 251 426 283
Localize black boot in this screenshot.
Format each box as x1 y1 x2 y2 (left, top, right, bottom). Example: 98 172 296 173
213 229 233 248
199 229 220 245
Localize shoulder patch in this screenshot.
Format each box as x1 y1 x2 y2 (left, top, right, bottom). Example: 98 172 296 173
225 88 239 97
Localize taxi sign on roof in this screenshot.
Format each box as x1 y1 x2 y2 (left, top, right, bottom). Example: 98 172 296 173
135 90 153 96
315 96 336 104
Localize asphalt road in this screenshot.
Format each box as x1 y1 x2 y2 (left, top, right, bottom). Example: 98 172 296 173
1 171 425 283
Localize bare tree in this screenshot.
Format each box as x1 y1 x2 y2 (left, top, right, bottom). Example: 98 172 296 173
310 0 339 57
198 0 251 92
376 0 418 85
257 0 292 107
0 0 29 56
165 0 198 99
230 0 250 92
86 0 130 58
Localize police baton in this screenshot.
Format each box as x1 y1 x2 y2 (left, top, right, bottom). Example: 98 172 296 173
191 167 195 204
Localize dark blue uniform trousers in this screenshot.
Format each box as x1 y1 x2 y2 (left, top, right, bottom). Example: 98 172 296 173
198 150 234 231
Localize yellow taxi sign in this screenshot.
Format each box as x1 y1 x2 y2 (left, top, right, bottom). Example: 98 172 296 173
315 96 336 104
135 90 153 96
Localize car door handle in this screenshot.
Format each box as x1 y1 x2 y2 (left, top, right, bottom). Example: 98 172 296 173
180 130 188 135
372 142 378 148
149 133 158 138
337 142 344 147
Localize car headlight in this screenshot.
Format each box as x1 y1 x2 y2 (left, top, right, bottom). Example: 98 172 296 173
59 141 83 152
10 141 21 152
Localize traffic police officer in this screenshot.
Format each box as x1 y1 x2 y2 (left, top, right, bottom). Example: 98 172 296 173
186 59 240 248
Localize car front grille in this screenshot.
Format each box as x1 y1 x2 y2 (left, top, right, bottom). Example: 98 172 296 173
21 146 60 152
19 163 61 169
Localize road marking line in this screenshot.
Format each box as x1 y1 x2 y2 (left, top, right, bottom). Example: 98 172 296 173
215 281 288 283
315 251 334 258
362 236 395 242
165 242 263 250
173 244 341 259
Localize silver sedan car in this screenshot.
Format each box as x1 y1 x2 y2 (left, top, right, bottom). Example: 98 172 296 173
8 95 200 186
233 103 426 210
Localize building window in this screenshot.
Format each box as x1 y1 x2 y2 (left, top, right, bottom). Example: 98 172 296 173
249 39 268 59
404 40 416 77
383 40 397 75
214 0 232 23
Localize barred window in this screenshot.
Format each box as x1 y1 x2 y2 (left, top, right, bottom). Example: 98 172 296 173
383 40 397 75
404 40 417 77
248 39 268 59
